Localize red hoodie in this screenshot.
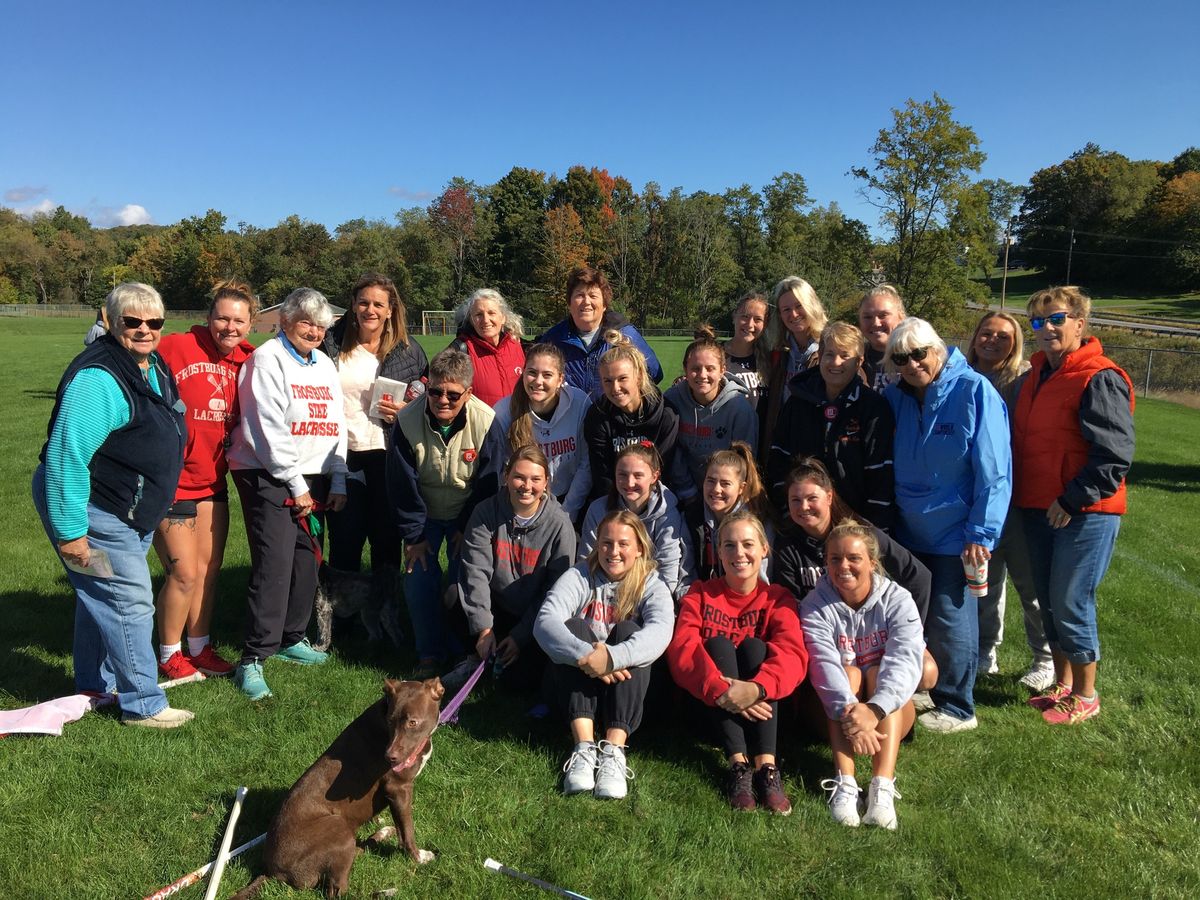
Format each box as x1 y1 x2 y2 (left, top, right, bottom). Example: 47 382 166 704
158 325 254 499
668 578 808 705
452 330 525 407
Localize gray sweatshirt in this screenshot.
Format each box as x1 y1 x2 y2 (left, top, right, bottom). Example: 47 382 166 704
458 491 577 648
533 563 675 671
579 483 693 598
663 377 758 502
800 573 925 720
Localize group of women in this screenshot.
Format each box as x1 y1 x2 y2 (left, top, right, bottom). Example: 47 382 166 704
36 267 1133 828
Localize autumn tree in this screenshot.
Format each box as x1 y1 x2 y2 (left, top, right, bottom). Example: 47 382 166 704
534 205 590 325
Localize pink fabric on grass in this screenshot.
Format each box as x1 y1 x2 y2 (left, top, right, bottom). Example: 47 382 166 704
0 693 111 737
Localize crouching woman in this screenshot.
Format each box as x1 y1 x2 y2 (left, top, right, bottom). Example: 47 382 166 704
534 510 675 800
800 519 924 831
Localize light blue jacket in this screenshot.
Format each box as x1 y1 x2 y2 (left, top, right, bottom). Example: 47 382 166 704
884 347 1011 555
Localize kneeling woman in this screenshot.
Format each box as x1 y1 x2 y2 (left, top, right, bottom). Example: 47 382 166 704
667 510 807 814
534 511 674 800
457 445 577 688
801 520 924 830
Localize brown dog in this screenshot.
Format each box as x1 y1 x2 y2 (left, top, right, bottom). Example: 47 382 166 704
231 678 444 899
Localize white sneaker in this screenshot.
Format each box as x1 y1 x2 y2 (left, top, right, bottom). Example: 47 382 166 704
561 741 598 795
918 709 978 734
978 648 999 675
1019 660 1056 692
862 776 901 830
820 775 862 827
594 741 634 800
121 705 194 729
912 690 935 713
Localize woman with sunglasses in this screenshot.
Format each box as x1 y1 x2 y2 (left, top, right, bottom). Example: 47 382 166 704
1012 288 1134 726
883 318 1011 734
33 283 192 727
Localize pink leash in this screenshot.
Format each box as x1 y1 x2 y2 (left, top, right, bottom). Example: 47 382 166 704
438 656 489 725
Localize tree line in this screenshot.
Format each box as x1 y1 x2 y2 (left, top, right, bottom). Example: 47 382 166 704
1 94 1196 334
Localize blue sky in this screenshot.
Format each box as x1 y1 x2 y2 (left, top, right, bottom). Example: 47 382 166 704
2 1 1197 233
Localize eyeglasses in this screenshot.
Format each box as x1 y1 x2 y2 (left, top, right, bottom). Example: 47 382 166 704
427 387 464 402
890 346 931 366
121 316 165 331
1030 312 1073 330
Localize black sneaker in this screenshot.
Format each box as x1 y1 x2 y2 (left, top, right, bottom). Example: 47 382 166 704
726 761 756 811
752 763 792 816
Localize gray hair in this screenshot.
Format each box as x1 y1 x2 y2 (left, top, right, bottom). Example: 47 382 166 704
106 282 164 324
428 347 474 388
454 287 524 338
279 287 334 329
859 284 907 317
884 317 948 377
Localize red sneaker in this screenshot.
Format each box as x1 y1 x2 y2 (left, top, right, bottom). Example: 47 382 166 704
159 650 202 681
187 645 234 677
753 764 792 816
1043 693 1100 725
726 761 756 812
1027 681 1071 711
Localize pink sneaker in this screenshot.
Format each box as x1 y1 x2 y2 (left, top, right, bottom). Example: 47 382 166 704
1043 693 1100 725
1027 682 1071 711
186 645 234 677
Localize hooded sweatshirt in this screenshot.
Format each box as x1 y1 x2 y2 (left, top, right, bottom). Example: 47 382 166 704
493 384 593 518
800 572 925 720
157 324 254 499
534 563 675 671
668 577 807 705
767 366 895 532
664 377 759 503
583 390 679 501
450 329 526 408
538 310 663 399
682 498 772 585
458 491 577 648
579 483 693 598
884 347 1012 555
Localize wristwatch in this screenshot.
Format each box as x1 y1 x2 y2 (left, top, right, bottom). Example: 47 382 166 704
756 682 767 702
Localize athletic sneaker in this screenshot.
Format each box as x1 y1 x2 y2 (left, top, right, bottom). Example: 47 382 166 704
862 776 901 830
440 655 482 693
752 764 791 816
978 648 999 675
1028 681 1072 711
234 661 272 701
121 706 194 729
186 645 234 677
918 709 978 733
820 776 862 827
595 741 634 800
1019 661 1057 693
726 761 756 812
912 690 935 713
1043 693 1100 725
562 741 598 795
275 638 329 666
158 651 201 681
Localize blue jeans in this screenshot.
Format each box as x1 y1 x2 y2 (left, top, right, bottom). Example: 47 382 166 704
917 552 977 720
404 518 463 661
32 465 168 719
1022 510 1120 664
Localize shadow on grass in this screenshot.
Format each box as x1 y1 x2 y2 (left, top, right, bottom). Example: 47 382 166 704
0 589 77 702
1126 461 1200 492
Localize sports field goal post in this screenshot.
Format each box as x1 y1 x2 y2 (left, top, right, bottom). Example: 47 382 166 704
421 310 455 335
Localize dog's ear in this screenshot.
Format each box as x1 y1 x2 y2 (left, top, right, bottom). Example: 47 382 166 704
425 677 445 702
383 678 402 706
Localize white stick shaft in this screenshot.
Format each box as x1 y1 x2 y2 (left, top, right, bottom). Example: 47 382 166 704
202 786 248 900
142 833 265 900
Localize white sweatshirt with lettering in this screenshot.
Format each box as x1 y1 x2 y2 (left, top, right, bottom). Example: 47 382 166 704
227 335 348 497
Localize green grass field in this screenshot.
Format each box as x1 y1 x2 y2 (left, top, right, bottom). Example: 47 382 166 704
2 319 1199 898
985 270 1200 322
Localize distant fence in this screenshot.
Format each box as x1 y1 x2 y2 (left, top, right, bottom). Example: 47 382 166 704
0 304 97 318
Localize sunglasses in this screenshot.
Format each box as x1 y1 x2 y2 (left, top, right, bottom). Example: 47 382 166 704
427 387 464 402
1030 312 1073 330
890 346 931 366
121 316 165 330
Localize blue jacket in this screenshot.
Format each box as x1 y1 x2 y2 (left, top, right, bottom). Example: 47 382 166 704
537 313 663 399
884 347 1011 555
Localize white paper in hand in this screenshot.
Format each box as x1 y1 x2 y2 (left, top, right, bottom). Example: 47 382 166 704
63 547 115 578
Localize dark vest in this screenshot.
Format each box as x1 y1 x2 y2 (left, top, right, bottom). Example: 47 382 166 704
41 335 186 533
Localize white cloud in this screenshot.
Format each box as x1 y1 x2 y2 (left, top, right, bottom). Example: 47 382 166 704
388 185 433 203
4 185 48 203
16 198 56 217
89 203 153 227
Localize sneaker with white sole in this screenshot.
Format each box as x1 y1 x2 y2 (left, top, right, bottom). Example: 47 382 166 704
978 648 999 675
275 638 328 666
918 709 978 733
912 690 935 713
862 776 901 830
234 661 272 700
121 705 194 729
561 741 598 795
820 775 862 827
594 741 634 800
1019 661 1056 693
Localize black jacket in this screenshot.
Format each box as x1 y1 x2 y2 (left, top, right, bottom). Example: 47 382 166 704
583 390 679 501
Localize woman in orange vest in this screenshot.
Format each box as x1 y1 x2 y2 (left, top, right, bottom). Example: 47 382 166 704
1012 286 1135 726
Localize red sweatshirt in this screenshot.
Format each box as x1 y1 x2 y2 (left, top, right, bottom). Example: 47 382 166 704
158 325 254 499
452 330 525 408
668 578 808 705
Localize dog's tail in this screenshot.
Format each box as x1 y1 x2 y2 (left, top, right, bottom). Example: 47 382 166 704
228 874 270 900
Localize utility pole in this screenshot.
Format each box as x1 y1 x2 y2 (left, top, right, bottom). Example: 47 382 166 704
1000 219 1013 310
1065 227 1076 282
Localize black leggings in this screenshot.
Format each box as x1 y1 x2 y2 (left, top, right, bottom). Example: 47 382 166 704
704 636 777 759
552 620 652 736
